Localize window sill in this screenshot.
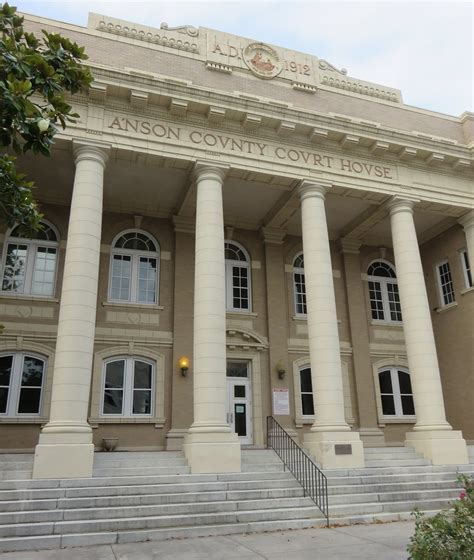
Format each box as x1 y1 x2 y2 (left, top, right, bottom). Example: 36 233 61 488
435 302 458 314
0 417 47 424
295 415 315 427
0 294 59 303
378 416 416 425
226 311 258 317
370 320 403 328
292 316 342 324
460 286 474 295
90 417 165 427
102 302 164 311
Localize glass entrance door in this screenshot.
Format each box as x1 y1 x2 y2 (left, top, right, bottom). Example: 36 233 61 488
226 361 252 445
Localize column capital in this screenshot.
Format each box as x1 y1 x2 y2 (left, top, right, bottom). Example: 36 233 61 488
339 237 362 254
388 195 420 216
261 227 286 244
458 209 474 230
298 179 332 200
193 160 230 184
72 139 110 168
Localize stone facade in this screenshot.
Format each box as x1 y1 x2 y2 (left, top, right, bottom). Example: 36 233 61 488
0 12 472 475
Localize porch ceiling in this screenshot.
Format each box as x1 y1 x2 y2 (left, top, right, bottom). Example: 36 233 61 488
16 141 464 247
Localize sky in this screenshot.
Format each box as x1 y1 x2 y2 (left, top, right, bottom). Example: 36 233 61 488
12 0 473 116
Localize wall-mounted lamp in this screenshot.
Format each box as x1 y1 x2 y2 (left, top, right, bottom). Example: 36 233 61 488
276 360 286 380
178 356 190 377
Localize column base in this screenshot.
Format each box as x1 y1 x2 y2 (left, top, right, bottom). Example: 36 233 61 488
303 430 365 469
33 443 94 479
165 428 188 451
183 430 241 473
358 427 386 447
405 430 469 465
33 425 94 479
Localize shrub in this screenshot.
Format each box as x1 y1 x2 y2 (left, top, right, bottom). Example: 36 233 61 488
407 474 474 560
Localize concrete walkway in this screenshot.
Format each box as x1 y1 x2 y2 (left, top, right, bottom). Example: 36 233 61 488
0 521 414 559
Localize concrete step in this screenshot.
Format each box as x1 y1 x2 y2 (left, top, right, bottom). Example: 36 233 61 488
329 487 460 506
0 477 299 502
0 471 33 481
92 466 191 477
0 470 294 491
329 479 461 495
327 471 470 487
364 459 431 468
0 487 305 513
0 505 322 538
0 516 325 553
363 446 415 454
329 497 454 517
0 496 314 525
325 463 474 478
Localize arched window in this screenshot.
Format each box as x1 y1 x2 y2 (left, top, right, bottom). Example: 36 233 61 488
378 367 415 418
109 230 159 304
0 353 45 416
102 356 154 416
225 241 251 311
293 252 306 315
1 221 59 296
367 260 402 322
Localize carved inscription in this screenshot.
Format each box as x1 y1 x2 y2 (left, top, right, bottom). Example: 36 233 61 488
108 116 396 180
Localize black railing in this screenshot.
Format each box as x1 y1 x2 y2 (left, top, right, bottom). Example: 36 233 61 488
267 416 329 526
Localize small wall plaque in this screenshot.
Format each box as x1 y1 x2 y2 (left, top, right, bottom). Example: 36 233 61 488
335 444 352 455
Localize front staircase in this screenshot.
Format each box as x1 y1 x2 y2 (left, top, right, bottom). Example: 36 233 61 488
0 445 473 553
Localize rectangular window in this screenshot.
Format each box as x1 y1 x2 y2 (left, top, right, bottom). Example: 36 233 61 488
132 361 152 414
294 272 307 314
103 360 125 414
460 250 472 288
300 367 314 416
31 247 57 296
137 257 157 303
387 283 402 321
17 356 44 414
110 255 132 301
231 265 249 310
2 244 28 293
437 261 455 306
0 355 13 414
368 281 385 320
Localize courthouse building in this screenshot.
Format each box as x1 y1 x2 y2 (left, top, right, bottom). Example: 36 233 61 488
0 12 473 478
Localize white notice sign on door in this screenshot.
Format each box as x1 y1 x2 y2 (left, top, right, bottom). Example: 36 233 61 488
272 388 290 415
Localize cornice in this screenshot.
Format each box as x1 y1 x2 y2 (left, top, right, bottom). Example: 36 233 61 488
81 64 473 174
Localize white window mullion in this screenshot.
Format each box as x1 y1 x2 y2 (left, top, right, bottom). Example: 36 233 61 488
130 255 138 303
124 359 133 416
391 369 402 416
10 354 23 416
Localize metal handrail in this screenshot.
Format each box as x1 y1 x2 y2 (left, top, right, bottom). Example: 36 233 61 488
266 416 329 526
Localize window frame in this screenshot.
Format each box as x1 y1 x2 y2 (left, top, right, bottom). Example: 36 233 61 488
1 221 60 298
459 249 472 289
101 356 155 418
367 260 402 324
293 252 307 316
0 352 46 418
224 240 252 312
108 229 160 306
435 259 456 307
377 366 415 420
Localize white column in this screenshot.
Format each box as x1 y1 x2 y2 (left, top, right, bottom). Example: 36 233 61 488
458 210 474 275
390 197 468 464
299 181 364 469
33 140 109 479
182 162 241 473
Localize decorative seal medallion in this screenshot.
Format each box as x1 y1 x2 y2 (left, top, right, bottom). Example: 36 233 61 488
243 42 282 80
